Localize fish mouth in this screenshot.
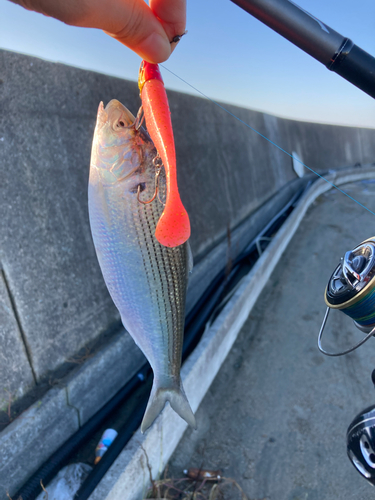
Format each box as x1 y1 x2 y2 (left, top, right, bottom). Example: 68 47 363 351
105 99 136 129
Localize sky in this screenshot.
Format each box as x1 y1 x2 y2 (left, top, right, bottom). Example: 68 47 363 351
1 0 375 128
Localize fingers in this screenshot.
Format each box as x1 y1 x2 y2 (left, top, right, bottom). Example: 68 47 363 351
100 0 173 63
11 0 92 25
13 0 187 64
149 0 186 54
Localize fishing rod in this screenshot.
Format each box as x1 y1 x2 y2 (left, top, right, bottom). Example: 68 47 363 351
230 0 375 99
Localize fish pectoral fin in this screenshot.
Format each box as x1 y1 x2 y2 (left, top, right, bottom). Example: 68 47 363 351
141 379 196 433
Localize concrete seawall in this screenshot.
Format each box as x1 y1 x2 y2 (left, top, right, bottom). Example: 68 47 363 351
0 48 375 496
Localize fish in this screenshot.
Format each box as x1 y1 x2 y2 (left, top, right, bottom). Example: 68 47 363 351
88 99 196 433
138 61 191 248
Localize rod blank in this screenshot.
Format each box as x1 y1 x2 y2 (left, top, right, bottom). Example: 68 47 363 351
231 0 375 99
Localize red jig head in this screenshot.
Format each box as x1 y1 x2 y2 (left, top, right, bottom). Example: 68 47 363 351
138 61 191 248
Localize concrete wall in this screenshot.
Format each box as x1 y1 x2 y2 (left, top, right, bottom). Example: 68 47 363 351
1 48 375 412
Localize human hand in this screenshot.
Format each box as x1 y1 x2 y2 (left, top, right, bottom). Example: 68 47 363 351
10 0 186 63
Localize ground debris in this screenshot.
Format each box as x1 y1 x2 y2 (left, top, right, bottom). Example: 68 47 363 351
6 494 22 500
143 467 254 500
5 480 47 500
65 346 93 365
40 480 48 500
141 446 264 500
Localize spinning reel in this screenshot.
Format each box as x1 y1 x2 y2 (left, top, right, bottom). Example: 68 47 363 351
319 237 375 356
319 237 375 484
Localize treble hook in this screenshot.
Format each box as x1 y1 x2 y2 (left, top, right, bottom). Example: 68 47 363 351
137 155 163 205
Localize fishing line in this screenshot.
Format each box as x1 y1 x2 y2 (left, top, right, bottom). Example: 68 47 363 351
161 64 375 218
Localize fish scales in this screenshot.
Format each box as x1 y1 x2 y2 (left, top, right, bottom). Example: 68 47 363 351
131 202 186 377
89 100 196 432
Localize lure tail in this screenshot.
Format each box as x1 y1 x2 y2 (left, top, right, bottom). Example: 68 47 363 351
141 377 196 433
139 61 191 248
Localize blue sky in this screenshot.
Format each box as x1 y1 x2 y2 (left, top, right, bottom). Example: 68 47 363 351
1 0 375 128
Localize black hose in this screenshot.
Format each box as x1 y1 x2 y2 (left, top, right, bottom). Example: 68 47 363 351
75 399 148 500
12 363 151 500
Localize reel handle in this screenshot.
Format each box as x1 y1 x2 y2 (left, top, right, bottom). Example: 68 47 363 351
318 306 375 356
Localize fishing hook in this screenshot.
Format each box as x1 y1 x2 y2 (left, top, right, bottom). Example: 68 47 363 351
137 155 163 205
134 105 145 130
157 186 166 207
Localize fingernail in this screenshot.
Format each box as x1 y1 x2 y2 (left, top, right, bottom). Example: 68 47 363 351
137 32 171 63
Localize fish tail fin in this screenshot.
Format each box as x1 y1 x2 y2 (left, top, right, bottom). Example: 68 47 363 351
141 378 196 433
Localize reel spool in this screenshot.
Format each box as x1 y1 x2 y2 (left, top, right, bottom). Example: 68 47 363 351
318 237 375 356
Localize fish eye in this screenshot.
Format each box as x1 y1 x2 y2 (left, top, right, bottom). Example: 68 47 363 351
114 120 126 129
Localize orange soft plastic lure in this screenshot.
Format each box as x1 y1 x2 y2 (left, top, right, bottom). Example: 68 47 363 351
138 61 191 248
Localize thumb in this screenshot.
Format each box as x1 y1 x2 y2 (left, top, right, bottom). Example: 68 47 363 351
101 0 173 63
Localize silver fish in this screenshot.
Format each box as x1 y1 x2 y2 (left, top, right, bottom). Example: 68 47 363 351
88 100 196 433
